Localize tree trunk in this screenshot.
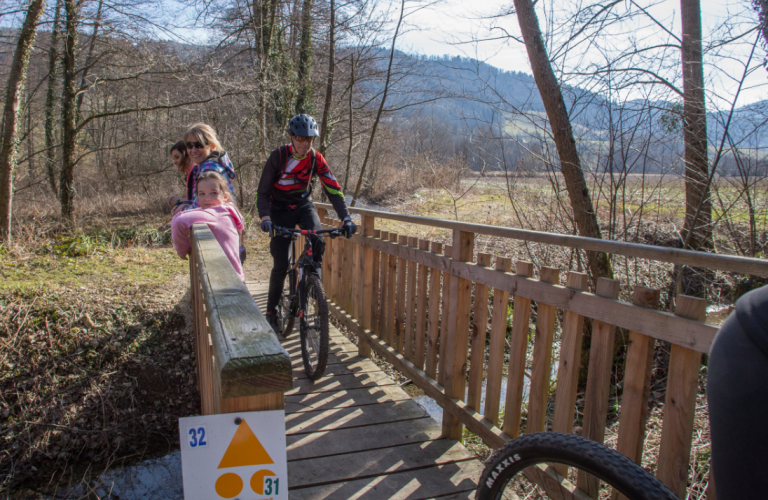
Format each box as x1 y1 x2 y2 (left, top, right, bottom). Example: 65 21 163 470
45 0 63 198
318 0 335 155
0 0 47 243
343 54 356 193
60 0 80 220
255 0 276 158
680 0 711 252
351 0 406 206
295 0 314 114
512 0 613 282
75 0 103 121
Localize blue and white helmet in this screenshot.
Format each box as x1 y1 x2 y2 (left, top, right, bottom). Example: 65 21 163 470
289 114 320 137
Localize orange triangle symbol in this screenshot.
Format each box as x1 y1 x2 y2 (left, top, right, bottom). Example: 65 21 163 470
217 420 274 469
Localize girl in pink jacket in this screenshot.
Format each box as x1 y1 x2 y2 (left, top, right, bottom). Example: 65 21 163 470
171 171 245 282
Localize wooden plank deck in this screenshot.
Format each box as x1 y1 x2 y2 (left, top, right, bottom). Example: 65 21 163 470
247 280 482 500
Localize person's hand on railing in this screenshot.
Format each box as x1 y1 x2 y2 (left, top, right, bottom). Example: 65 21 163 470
342 216 357 239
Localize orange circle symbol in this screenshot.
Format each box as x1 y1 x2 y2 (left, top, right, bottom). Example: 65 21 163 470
250 469 276 495
215 472 243 498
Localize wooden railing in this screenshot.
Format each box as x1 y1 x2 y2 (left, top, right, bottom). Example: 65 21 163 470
189 224 292 414
317 203 767 499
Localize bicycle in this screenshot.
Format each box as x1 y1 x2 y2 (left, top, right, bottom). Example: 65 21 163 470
476 432 677 500
270 224 345 381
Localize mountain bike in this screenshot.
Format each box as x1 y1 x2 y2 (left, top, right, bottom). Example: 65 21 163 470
476 432 677 500
270 225 345 381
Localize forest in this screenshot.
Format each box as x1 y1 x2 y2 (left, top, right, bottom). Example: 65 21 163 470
0 0 767 496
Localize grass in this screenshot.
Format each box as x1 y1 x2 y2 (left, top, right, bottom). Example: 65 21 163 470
0 219 195 498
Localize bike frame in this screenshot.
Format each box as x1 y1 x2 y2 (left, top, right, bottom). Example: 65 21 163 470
275 226 342 329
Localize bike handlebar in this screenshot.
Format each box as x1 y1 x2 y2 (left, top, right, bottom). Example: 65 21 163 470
270 225 345 239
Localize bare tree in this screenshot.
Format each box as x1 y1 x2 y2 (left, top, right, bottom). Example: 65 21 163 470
511 0 613 282
0 0 47 242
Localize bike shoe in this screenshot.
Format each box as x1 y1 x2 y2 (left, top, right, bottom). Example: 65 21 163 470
265 311 282 335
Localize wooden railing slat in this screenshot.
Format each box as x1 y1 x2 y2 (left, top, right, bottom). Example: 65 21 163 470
467 253 492 411
502 261 534 439
425 241 443 379
657 295 706 498
484 256 512 426
526 266 560 434
438 244 453 386
552 271 590 476
395 234 408 354
385 233 398 346
371 229 381 337
404 236 419 361
378 231 390 341
414 239 430 370
578 278 621 497
442 230 475 440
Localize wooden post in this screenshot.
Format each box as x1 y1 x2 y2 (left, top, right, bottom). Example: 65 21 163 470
425 241 442 379
578 277 621 497
414 239 430 370
614 286 660 500
395 234 408 354
657 295 706 498
441 230 475 440
552 271 589 476
484 256 512 427
527 266 560 434
358 215 375 358
502 261 534 438
404 236 419 361
438 244 453 386
467 253 492 411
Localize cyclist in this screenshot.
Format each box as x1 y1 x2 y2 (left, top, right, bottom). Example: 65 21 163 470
257 113 356 333
708 284 768 499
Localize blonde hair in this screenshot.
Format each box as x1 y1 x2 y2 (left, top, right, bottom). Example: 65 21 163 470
197 171 230 202
184 123 222 152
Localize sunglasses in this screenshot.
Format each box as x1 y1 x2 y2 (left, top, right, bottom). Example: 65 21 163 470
292 136 313 144
185 141 208 150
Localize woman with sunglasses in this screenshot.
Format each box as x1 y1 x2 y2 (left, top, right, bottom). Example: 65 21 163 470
182 123 237 207
257 113 356 333
181 123 246 263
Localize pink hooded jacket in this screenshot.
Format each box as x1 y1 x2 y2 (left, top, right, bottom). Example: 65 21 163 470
171 204 245 282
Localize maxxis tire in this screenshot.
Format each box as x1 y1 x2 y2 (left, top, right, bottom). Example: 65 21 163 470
300 274 329 381
476 433 677 500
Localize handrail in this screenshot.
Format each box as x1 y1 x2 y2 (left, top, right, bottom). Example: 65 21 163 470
190 224 292 414
316 202 768 277
316 207 721 499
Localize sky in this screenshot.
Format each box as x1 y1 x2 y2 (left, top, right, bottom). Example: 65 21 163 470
394 0 767 107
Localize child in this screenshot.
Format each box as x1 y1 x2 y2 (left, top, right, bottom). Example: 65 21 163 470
171 171 245 282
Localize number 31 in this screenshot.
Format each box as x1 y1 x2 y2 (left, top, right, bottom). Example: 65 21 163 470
188 427 207 447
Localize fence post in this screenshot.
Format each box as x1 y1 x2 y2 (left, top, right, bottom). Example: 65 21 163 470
441 229 475 441
358 215 375 358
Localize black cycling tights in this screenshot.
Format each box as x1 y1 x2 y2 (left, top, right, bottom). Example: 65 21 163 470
707 284 768 499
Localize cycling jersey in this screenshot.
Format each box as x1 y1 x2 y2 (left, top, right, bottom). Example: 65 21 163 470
256 145 348 219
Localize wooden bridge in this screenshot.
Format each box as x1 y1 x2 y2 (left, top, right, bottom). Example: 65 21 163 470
188 205 768 499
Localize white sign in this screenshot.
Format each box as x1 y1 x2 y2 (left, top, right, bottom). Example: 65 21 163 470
179 410 288 500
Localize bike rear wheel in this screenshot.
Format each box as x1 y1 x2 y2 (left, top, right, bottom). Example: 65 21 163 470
300 274 330 381
476 433 677 500
277 271 296 337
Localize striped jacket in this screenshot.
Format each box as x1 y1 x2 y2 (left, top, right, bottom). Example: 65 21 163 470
256 145 349 220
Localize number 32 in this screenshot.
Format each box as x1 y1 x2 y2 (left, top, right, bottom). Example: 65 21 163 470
188 427 207 447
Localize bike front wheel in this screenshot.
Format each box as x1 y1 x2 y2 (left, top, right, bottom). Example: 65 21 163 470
476 433 677 500
300 274 330 381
